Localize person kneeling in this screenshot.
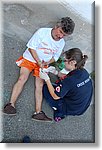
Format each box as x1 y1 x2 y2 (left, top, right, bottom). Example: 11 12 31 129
40 48 93 122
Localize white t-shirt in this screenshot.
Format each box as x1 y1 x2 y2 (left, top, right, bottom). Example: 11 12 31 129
23 28 65 63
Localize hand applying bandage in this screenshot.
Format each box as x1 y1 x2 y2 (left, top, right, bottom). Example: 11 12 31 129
39 69 50 81
42 66 58 75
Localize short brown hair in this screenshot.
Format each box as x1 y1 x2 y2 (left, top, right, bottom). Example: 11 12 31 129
56 17 75 34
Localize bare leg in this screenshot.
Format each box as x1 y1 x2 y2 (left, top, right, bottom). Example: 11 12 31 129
35 77 44 113
10 67 30 107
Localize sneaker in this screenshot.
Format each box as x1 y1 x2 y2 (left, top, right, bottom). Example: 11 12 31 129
32 111 52 122
54 110 65 122
54 116 65 122
54 117 62 122
3 103 16 115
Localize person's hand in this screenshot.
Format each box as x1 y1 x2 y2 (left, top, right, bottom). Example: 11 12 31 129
39 69 50 81
43 66 58 75
37 60 43 69
38 60 48 69
39 63 44 69
42 60 49 66
47 66 58 75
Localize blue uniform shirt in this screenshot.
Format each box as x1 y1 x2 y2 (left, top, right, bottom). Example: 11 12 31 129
54 69 93 115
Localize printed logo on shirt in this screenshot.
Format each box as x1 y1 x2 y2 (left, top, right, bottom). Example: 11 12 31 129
77 76 91 88
38 47 58 55
42 42 48 46
55 86 61 92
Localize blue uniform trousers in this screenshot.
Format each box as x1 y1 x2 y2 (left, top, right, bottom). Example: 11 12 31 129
43 84 65 118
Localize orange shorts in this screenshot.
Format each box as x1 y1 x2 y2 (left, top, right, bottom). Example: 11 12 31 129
16 56 48 77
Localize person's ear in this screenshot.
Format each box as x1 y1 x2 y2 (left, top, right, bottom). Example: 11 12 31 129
71 60 76 66
73 60 77 65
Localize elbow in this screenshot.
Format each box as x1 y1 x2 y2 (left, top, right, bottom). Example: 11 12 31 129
28 48 31 54
28 48 32 52
28 48 35 52
51 93 60 100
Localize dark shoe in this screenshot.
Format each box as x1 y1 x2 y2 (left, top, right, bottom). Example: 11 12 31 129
54 116 65 122
22 136 31 143
32 111 52 122
54 110 65 122
3 103 16 115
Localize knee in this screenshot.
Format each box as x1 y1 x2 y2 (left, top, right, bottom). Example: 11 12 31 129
18 74 28 84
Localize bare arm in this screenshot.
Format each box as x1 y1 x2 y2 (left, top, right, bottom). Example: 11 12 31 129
28 48 42 67
40 70 60 100
29 48 55 67
47 57 55 65
45 79 60 100
42 57 55 66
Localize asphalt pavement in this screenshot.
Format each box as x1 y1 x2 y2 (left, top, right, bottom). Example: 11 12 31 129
1 2 94 143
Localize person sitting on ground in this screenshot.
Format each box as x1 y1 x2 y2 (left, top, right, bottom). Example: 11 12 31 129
3 17 75 122
40 48 93 122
